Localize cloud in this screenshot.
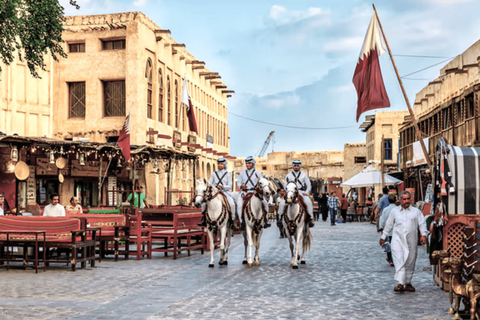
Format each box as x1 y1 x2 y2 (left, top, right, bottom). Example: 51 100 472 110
133 0 147 6
265 5 328 27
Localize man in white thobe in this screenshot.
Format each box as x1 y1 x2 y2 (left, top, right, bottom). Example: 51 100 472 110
379 191 428 293
43 193 66 217
236 156 270 228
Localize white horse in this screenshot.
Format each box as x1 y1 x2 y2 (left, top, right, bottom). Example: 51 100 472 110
283 181 312 269
241 177 272 267
194 179 233 267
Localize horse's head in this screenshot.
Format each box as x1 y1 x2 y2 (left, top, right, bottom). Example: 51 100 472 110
285 180 298 204
256 177 272 202
194 178 209 207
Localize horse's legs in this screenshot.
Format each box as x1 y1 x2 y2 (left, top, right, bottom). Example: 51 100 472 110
292 230 302 269
223 227 232 264
254 230 262 267
246 227 254 267
242 230 248 264
208 229 215 267
285 229 295 267
218 227 226 265
300 227 308 264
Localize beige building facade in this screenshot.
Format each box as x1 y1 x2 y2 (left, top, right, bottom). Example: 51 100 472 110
0 11 234 208
0 56 53 137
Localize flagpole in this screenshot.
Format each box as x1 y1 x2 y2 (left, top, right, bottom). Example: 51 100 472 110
372 4 431 168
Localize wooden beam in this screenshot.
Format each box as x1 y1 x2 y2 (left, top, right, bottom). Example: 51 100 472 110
172 44 186 48
216 85 227 89
205 75 221 80
222 90 235 94
186 60 205 65
155 29 171 42
199 72 218 76
192 65 205 70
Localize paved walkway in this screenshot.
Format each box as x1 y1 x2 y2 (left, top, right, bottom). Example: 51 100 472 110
0 220 452 320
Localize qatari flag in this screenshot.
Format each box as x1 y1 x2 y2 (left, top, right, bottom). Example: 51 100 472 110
118 111 131 161
353 14 390 122
181 74 198 134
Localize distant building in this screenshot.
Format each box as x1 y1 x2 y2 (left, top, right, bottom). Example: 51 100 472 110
360 110 408 198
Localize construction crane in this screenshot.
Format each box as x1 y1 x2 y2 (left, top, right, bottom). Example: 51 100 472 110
257 131 275 157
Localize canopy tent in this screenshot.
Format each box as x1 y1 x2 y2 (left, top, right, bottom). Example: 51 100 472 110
341 165 402 188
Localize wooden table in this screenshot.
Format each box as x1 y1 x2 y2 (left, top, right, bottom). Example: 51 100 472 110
0 230 47 273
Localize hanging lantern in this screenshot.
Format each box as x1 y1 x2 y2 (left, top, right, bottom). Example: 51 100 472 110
79 153 85 166
153 159 159 170
49 150 55 164
117 157 122 168
10 146 18 162
60 146 64 154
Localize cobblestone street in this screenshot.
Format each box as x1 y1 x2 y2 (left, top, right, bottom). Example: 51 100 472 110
0 220 452 320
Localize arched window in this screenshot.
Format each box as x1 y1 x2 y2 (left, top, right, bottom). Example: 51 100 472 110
158 69 164 122
174 80 179 128
167 75 171 126
146 59 153 119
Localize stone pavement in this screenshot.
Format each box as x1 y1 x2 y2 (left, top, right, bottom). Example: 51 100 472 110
0 220 453 320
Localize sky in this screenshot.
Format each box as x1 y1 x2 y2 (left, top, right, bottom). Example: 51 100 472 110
60 0 480 157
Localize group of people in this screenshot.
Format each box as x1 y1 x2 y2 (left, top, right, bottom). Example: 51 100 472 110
199 157 316 231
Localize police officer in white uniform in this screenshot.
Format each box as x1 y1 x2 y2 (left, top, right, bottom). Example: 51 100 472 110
236 156 270 228
280 160 315 228
198 157 237 229
209 157 237 223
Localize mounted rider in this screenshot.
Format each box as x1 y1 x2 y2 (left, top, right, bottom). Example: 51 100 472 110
236 156 271 229
198 157 237 229
280 160 315 228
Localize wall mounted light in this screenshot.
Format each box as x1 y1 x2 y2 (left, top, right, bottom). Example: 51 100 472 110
49 150 55 164
79 153 85 166
10 146 18 162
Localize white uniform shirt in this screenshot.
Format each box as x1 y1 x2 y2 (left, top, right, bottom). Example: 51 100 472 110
43 204 66 217
0 207 3 216
208 169 232 192
237 169 263 191
284 170 311 194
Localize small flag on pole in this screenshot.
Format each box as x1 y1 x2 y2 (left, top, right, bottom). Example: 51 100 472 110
181 74 198 134
118 111 131 161
353 14 390 122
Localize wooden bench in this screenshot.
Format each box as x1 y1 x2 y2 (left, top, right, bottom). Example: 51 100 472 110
0 216 96 271
140 207 205 259
66 212 128 261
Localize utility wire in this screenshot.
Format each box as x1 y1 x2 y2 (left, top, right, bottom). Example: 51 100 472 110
229 112 356 130
394 54 453 59
401 57 453 78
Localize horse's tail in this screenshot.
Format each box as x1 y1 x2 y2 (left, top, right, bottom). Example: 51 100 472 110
304 228 312 252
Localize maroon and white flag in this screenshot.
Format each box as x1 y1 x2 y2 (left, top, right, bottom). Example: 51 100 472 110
118 111 131 161
353 14 390 122
181 74 198 134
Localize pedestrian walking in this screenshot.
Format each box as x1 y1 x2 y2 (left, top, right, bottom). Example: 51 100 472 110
327 191 340 226
379 191 428 293
378 194 397 267
340 193 348 222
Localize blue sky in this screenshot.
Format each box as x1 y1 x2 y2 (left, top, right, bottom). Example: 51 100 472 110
61 0 480 157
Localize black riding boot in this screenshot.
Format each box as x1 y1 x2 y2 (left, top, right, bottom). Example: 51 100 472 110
306 214 315 228
197 211 207 227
